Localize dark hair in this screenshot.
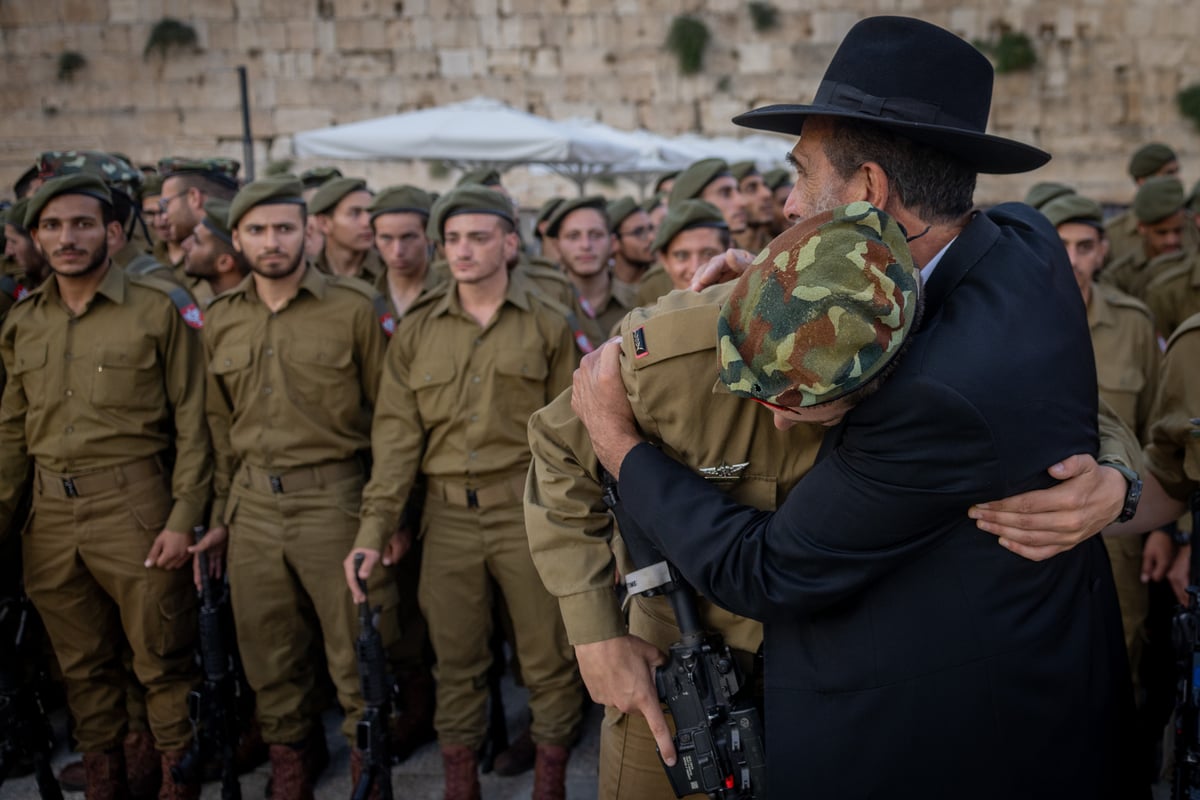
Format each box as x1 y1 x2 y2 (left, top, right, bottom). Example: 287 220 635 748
175 172 238 201
823 118 976 224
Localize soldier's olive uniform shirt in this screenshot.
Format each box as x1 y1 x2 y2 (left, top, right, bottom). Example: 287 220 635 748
1143 251 1200 340
1101 245 1194 303
372 263 446 321
611 274 642 310
631 264 675 309
1145 313 1200 501
357 267 576 554
1105 207 1200 268
525 283 824 651
0 263 210 533
1089 282 1159 438
315 247 385 283
204 267 386 524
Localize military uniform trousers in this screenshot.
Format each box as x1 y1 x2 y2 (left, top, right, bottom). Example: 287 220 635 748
599 596 758 800
225 463 400 744
417 478 581 749
22 460 197 753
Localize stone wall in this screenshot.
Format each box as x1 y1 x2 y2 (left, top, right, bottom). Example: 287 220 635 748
2 0 1199 205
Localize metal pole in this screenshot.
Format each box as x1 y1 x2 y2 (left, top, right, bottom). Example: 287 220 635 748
237 66 254 182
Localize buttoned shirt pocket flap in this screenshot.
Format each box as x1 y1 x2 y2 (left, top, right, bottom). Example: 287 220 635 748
411 360 456 422
211 343 253 375
287 339 353 369
413 361 456 389
494 350 548 382
93 342 160 408
12 341 47 375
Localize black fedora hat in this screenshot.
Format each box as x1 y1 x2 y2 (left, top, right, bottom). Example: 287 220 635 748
733 16 1049 175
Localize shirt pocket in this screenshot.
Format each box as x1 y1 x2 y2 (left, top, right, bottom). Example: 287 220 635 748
91 340 162 409
11 340 48 404
210 342 254 401
491 349 549 417
410 360 457 427
284 338 355 406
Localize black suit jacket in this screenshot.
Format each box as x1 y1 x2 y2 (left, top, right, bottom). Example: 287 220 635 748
619 204 1135 798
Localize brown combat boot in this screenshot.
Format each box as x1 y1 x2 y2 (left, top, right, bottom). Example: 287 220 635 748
83 748 130 800
439 745 480 800
124 731 162 800
156 750 198 800
390 668 436 763
531 743 569 800
348 748 386 800
268 743 315 800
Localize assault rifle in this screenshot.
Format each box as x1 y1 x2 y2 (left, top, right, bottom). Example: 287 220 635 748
1173 493 1200 799
351 553 394 800
0 590 62 800
172 526 241 800
602 474 767 799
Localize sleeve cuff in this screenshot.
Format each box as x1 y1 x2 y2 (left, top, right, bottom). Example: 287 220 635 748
558 589 628 645
354 517 391 553
166 501 205 534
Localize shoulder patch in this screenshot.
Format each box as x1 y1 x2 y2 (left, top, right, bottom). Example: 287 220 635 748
373 294 395 338
131 274 204 329
329 274 394 337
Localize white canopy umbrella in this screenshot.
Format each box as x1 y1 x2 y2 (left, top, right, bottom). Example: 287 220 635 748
292 97 642 193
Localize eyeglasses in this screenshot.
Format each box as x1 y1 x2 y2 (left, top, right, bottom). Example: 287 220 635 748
158 189 188 212
617 224 653 239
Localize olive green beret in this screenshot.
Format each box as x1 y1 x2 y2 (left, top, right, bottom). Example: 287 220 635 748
1040 194 1103 229
308 177 369 216
762 168 792 191
1133 176 1185 224
546 195 608 238
368 185 434 222
6 198 30 233
299 166 342 189
200 197 233 244
718 201 919 409
669 158 731 206
606 196 640 232
1129 143 1177 180
141 173 164 197
426 184 515 242
653 171 678 194
641 192 667 214
25 173 113 229
533 197 565 239
1023 181 1075 210
651 199 727 253
457 168 502 187
228 176 306 229
729 161 759 182
157 156 240 190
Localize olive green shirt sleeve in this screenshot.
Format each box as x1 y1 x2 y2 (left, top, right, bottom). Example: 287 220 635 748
1145 327 1200 501
525 390 627 645
203 329 236 528
1098 395 1145 477
160 299 212 533
0 313 31 536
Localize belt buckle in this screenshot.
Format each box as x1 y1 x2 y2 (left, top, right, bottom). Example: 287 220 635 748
269 475 285 494
62 477 78 498
466 488 479 509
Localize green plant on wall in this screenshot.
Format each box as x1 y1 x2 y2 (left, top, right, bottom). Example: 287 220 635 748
144 18 199 60
748 2 779 33
1179 85 1200 132
57 51 87 81
973 31 1037 74
666 15 711 76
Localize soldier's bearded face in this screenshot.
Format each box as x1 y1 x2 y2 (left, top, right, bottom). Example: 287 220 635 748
784 118 856 223
183 223 219 279
234 204 306 280
33 194 114 279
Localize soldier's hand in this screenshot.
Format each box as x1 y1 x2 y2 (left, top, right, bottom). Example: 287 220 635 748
572 340 641 478
188 526 228 589
344 547 380 603
1141 530 1176 583
687 248 755 292
1169 545 1192 605
382 528 412 566
575 635 675 765
146 529 192 570
967 454 1126 561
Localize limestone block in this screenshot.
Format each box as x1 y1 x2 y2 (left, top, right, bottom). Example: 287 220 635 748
565 15 598 49
336 19 389 51
315 19 337 52
332 0 388 18
560 47 609 76
486 47 524 74
431 16 482 48
393 48 439 78
529 46 560 77
809 11 859 44
735 42 773 74
341 52 394 80
438 48 477 78
274 107 337 135
284 20 317 50
108 0 142 23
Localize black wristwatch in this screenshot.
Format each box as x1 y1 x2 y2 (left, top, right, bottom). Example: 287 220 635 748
1098 459 1143 523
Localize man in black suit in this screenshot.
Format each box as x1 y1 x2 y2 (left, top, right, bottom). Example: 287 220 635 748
571 16 1139 799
